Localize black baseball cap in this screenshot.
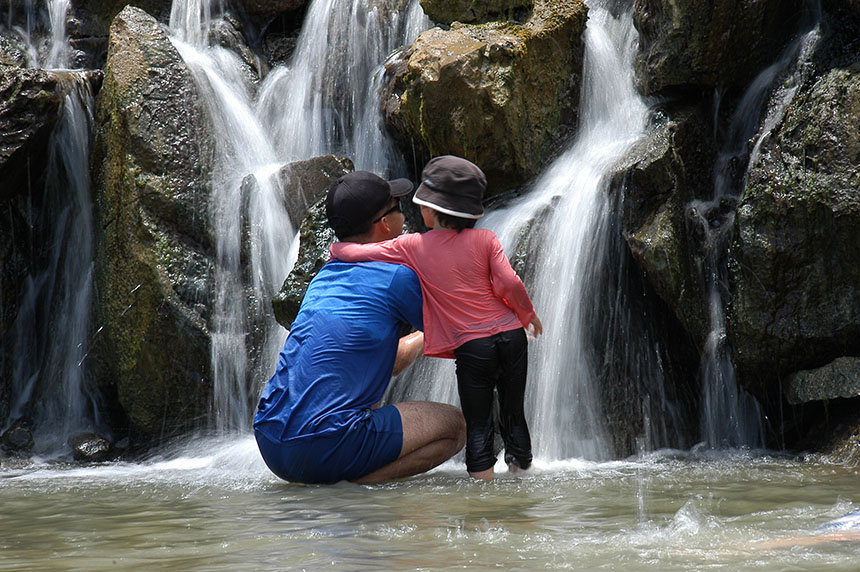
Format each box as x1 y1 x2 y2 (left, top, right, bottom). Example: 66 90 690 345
413 155 486 219
326 171 413 238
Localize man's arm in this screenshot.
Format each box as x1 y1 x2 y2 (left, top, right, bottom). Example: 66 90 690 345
392 331 424 375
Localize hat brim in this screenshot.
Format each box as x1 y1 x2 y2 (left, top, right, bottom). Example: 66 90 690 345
388 178 413 197
413 185 484 219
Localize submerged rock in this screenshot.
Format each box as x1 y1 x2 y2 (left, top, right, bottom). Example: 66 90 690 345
90 6 216 444
382 0 587 194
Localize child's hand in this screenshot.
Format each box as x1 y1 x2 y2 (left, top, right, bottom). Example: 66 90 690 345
526 315 543 340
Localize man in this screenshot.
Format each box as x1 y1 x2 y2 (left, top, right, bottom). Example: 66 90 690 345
254 171 466 484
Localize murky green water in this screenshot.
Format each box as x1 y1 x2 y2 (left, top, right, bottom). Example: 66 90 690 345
2 437 859 570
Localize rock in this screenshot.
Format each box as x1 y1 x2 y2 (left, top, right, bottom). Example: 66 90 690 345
1 420 33 451
271 157 354 328
785 357 860 404
90 6 216 444
1 68 60 199
277 155 354 228
69 0 173 40
209 13 268 84
633 0 809 95
68 432 112 462
615 107 717 347
728 53 860 396
420 0 533 25
382 0 587 194
232 0 307 25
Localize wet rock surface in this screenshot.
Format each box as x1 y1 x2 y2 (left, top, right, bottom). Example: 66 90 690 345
728 50 860 397
90 6 216 444
633 0 809 95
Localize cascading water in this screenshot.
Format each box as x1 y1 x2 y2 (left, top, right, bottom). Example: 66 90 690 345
393 1 656 461
694 9 822 449
2 1 101 453
167 0 430 431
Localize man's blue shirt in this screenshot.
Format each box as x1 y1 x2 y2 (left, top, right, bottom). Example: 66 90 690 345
254 260 423 443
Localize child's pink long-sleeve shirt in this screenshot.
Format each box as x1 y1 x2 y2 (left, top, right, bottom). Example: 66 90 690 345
329 228 536 359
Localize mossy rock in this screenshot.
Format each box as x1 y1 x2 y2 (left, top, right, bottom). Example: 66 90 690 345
382 0 587 194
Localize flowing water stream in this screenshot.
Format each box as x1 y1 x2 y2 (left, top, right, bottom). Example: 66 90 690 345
2 1 859 568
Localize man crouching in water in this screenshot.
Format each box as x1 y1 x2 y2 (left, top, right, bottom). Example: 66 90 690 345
254 171 466 484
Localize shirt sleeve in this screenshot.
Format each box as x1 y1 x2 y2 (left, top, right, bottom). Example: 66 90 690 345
329 235 414 265
389 265 424 332
486 232 536 328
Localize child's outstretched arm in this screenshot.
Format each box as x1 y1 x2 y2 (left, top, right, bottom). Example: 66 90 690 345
486 234 538 329
329 234 416 266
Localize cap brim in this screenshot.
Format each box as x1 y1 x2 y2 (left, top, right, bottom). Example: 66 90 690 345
388 178 413 197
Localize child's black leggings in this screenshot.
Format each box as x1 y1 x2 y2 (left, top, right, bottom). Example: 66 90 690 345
453 327 532 473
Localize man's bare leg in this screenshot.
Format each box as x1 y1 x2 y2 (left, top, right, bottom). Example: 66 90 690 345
352 401 465 484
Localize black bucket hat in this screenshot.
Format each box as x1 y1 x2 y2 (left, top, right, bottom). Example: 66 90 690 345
326 171 413 238
413 155 486 219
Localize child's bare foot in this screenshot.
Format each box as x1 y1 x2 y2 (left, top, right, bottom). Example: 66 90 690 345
469 468 494 481
507 460 530 474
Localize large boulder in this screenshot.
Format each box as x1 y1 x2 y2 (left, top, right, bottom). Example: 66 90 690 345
382 0 587 194
633 0 809 95
90 6 216 443
728 53 860 398
420 0 533 25
271 156 354 328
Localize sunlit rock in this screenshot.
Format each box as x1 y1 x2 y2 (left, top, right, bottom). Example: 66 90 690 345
420 0 532 25
729 54 860 397
90 6 216 444
785 357 860 404
68 432 112 462
382 0 587 194
633 0 809 95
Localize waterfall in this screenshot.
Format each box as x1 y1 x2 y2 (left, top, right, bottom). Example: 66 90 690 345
256 0 429 174
168 0 430 431
392 1 655 461
1 3 101 454
4 82 100 452
695 10 822 449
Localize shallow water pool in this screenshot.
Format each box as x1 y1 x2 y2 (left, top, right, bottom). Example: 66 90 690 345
2 437 859 570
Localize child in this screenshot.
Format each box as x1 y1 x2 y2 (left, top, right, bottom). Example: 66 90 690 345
330 155 543 480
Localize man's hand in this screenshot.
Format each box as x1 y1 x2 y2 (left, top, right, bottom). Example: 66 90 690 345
392 331 424 375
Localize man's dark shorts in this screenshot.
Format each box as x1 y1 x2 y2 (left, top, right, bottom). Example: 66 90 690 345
255 404 403 484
